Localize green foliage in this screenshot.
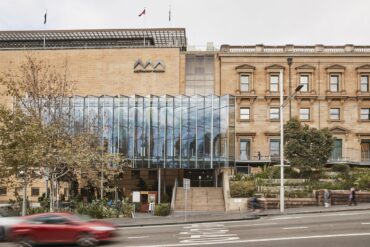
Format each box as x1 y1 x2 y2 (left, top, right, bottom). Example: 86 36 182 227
355 174 370 190
230 173 254 181
284 118 334 175
120 199 134 218
332 164 350 174
285 190 311 198
154 203 170 216
76 200 119 219
230 181 256 198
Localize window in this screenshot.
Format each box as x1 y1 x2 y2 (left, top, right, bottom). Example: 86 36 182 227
0 187 6 196
330 139 342 161
31 187 40 197
270 74 279 92
361 75 369 92
330 108 340 120
240 139 251 160
300 108 310 120
299 74 309 92
240 107 250 120
360 108 370 120
361 139 370 162
185 55 215 95
240 74 250 92
270 139 280 160
330 74 340 92
270 107 280 120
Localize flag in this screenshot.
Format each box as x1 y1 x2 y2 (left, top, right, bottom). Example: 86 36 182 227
44 12 47 24
138 8 146 17
169 7 171 22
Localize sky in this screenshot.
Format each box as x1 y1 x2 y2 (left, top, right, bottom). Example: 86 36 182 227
1 0 370 48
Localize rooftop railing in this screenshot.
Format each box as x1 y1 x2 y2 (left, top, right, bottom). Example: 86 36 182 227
221 44 370 54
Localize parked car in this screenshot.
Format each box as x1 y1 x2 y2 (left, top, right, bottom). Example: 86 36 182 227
9 212 116 246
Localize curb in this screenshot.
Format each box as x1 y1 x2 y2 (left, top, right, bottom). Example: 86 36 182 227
257 207 370 217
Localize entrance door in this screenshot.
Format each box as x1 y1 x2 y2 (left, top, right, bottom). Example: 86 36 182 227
184 169 214 187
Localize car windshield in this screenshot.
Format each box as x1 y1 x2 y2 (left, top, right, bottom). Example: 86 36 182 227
69 214 93 222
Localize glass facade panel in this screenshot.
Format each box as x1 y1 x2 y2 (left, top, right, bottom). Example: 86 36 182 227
300 108 310 120
61 95 235 169
185 55 215 95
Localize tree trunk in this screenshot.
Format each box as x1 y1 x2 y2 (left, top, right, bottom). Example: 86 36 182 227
22 181 27 216
50 176 54 212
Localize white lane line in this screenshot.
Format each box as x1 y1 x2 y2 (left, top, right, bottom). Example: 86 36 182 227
361 223 370 225
269 216 302 220
126 232 370 247
227 222 278 228
128 236 149 239
282 226 308 230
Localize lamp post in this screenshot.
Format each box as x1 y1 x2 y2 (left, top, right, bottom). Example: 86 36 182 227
279 70 303 213
287 57 293 120
19 171 27 216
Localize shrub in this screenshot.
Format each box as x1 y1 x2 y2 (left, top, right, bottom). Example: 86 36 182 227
356 174 370 190
154 203 170 216
230 181 256 198
332 164 350 174
75 200 119 219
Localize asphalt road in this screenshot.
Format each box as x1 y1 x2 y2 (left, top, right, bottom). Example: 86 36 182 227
1 210 370 247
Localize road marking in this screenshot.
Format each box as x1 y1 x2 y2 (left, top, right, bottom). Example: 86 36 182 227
269 216 302 220
179 223 240 244
361 223 370 225
127 232 370 247
128 236 149 239
282 226 308 230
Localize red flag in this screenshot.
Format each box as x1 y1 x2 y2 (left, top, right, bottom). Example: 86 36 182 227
138 9 146 17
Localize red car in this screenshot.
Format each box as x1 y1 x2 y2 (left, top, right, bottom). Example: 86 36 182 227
9 212 116 246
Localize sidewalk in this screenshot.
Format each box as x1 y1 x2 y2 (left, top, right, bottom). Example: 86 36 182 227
106 203 370 227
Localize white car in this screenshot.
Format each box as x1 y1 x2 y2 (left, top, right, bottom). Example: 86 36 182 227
0 205 22 241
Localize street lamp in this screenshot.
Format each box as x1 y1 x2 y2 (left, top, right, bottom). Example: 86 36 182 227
279 70 303 213
287 57 293 120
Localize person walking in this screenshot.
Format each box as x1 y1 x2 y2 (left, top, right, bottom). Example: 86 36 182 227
348 187 357 206
323 189 331 208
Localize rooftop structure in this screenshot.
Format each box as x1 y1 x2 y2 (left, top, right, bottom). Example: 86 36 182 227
220 44 370 54
0 28 187 50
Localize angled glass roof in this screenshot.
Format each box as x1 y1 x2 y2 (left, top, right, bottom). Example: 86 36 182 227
0 28 187 50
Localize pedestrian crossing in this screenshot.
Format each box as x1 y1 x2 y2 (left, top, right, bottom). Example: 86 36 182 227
178 223 240 244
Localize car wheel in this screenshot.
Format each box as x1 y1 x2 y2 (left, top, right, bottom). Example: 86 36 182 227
16 235 34 247
0 227 4 241
77 232 98 247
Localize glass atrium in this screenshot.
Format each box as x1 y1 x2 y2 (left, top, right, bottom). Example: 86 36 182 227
68 94 235 169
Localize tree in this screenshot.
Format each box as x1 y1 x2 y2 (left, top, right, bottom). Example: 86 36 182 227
284 117 334 178
0 106 44 215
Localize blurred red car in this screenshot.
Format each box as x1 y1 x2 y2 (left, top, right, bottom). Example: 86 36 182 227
9 212 116 246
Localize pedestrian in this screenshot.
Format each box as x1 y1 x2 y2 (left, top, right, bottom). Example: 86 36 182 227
348 187 357 206
257 151 261 160
323 189 331 208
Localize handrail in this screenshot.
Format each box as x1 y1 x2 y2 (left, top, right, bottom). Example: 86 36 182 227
170 178 178 212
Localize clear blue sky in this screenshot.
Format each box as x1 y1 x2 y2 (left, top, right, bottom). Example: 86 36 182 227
1 0 370 47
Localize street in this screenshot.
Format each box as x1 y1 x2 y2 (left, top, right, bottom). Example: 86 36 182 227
2 210 370 247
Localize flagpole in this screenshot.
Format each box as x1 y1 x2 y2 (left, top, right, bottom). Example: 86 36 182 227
144 7 146 47
43 9 47 49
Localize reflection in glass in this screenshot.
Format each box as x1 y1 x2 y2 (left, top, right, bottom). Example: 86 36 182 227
63 95 235 169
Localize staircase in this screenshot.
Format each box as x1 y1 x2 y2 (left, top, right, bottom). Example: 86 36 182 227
174 187 225 212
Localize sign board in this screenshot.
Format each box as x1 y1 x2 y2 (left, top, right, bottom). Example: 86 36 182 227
183 178 190 191
132 191 141 203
